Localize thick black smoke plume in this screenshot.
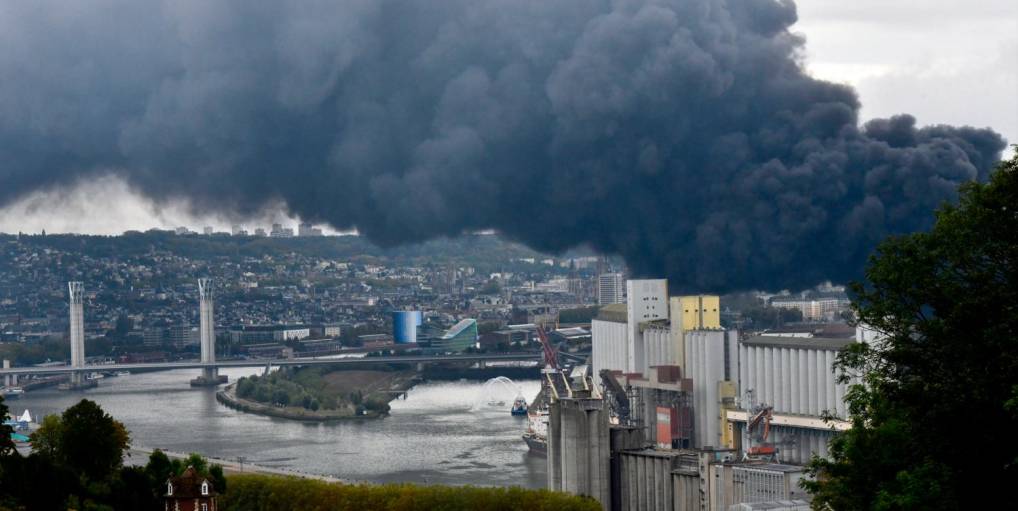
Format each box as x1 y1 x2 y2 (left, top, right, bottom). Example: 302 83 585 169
0 0 1006 292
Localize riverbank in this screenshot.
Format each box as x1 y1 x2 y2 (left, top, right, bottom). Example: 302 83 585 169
128 447 349 483
218 368 420 421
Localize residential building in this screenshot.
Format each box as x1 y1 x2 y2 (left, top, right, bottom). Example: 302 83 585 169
597 272 625 305
164 466 218 511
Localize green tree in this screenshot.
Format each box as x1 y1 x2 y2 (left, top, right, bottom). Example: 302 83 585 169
144 449 174 492
806 154 1018 509
110 465 158 510
58 399 131 482
28 413 64 459
236 377 255 398
273 389 290 406
209 463 227 494
0 395 14 458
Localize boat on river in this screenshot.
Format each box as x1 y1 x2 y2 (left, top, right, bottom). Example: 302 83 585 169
0 387 24 400
511 396 528 416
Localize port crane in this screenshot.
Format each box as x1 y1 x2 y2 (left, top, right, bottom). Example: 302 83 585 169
743 390 778 461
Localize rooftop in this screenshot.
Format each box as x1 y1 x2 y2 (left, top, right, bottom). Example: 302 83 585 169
742 335 854 351
442 318 477 339
595 303 627 323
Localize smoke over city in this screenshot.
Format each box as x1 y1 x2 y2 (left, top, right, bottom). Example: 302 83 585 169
0 0 1006 292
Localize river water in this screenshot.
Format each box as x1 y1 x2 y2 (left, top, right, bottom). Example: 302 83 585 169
12 368 547 488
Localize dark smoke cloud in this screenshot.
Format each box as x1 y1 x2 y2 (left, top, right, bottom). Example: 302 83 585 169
0 0 1006 292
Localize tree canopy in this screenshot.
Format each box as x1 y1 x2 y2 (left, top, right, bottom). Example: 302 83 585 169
806 153 1018 509
33 399 131 482
0 396 14 458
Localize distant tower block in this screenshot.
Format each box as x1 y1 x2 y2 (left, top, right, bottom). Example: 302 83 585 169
191 278 227 386
68 282 86 386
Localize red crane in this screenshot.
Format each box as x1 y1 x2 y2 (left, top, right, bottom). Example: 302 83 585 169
535 325 559 371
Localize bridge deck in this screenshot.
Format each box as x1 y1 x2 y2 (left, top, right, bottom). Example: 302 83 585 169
0 353 542 376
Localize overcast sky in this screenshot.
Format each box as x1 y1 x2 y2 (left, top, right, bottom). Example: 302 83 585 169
0 0 1014 236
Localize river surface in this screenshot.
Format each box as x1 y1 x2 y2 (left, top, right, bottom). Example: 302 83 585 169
12 368 546 488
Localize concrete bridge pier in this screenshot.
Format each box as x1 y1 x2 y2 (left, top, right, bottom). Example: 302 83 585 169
190 279 228 387
60 282 96 391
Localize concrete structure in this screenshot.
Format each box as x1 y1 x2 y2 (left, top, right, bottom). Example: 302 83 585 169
548 394 612 509
626 279 668 374
617 366 694 449
683 329 738 448
592 306 629 377
2 359 15 388
191 279 227 386
598 273 625 305
68 281 86 387
666 295 721 370
730 335 854 464
594 283 726 382
0 353 544 379
544 390 815 511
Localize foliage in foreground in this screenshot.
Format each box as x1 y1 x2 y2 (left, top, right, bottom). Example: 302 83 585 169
221 474 600 511
805 153 1018 509
0 398 224 510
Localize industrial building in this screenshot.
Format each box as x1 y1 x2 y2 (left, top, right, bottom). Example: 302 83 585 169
392 310 423 344
727 334 853 464
547 379 814 511
586 277 860 508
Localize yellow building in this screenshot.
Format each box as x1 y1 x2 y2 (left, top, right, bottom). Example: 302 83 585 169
667 295 721 371
672 295 721 331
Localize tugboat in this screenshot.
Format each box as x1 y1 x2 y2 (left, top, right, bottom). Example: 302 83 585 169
511 396 528 416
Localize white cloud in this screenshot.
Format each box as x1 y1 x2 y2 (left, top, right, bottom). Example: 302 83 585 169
795 0 1017 156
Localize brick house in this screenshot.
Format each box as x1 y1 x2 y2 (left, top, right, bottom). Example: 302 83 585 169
164 466 218 511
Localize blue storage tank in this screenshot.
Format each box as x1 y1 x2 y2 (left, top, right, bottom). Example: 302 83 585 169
393 310 423 344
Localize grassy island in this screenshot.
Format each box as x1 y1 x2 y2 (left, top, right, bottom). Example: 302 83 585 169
218 366 418 421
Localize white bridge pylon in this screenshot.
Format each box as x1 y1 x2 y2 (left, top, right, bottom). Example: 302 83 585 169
68 282 85 386
198 278 217 381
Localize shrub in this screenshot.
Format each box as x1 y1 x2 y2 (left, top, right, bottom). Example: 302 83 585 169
221 474 601 511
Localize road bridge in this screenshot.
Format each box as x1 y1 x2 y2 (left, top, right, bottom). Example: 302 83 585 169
0 353 543 377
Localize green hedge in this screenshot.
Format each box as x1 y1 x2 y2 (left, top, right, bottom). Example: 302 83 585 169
221 474 600 511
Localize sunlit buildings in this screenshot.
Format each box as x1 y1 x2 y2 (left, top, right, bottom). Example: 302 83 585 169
597 273 625 305
298 223 323 237
769 294 849 322
270 223 294 238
